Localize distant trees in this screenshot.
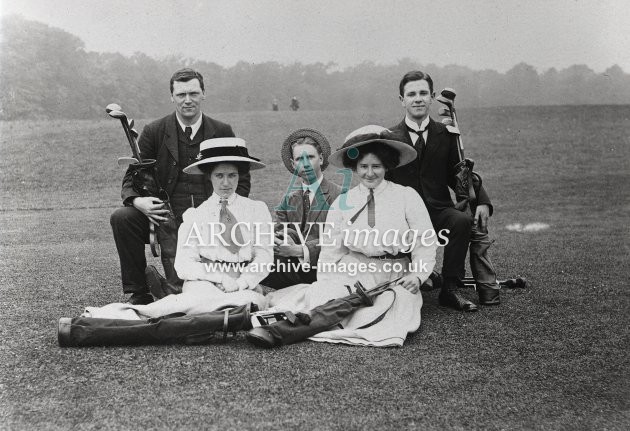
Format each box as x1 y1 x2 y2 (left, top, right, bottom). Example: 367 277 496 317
1 15 629 121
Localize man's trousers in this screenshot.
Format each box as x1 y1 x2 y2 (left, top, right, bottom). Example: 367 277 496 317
110 206 181 295
428 206 472 280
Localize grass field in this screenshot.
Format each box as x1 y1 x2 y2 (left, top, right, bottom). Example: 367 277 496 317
1 105 629 430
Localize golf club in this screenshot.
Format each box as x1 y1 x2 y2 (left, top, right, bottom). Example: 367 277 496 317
105 103 142 162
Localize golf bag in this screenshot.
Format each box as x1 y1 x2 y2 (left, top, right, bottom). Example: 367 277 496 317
58 304 253 347
128 160 181 294
438 89 500 301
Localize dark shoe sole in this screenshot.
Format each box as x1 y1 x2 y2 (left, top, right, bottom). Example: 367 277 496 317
439 296 479 312
245 330 276 348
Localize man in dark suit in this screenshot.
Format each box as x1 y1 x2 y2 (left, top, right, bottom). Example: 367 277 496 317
261 129 342 289
386 70 498 311
110 68 250 304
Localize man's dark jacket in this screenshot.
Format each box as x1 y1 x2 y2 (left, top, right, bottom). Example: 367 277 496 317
121 112 250 204
385 118 492 213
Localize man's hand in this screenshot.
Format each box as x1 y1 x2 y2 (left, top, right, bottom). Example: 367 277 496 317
133 197 170 226
273 235 304 258
397 275 421 294
474 204 491 233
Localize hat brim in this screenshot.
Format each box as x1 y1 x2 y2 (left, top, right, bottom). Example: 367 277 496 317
328 139 418 169
183 156 266 175
281 128 331 174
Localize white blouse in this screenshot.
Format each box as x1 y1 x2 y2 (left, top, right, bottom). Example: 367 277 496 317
174 193 273 289
320 180 437 282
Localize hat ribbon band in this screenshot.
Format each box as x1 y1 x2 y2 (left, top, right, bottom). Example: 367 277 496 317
199 146 260 162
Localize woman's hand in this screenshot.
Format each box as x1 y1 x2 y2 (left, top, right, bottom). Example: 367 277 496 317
397 274 421 294
220 275 239 293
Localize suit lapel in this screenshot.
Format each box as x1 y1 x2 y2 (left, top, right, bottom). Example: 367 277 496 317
310 178 333 224
164 113 179 162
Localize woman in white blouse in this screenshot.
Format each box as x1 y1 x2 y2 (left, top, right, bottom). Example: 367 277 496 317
82 138 273 319
253 125 438 347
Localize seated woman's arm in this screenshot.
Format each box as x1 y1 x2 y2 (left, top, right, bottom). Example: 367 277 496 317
404 187 437 284
174 208 224 284
316 196 350 270
235 201 274 290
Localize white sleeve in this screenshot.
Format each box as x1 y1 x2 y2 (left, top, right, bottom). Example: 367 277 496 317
174 208 224 283
404 187 437 284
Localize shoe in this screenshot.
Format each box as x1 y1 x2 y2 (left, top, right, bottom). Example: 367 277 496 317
127 292 154 305
246 327 278 348
145 265 167 300
439 278 478 312
439 290 479 312
58 317 73 347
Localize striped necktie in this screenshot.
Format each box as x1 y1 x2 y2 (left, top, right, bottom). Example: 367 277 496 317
220 198 243 254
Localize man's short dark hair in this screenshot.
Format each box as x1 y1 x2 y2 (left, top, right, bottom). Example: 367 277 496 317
170 68 205 94
399 71 434 96
342 142 400 171
291 137 323 156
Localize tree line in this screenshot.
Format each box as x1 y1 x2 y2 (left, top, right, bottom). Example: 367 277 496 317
1 15 629 121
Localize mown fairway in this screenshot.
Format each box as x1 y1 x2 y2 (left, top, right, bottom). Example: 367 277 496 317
1 106 628 430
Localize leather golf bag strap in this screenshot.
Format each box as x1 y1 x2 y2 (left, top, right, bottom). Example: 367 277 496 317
355 288 397 330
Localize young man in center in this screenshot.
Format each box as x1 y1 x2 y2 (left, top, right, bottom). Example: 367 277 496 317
261 129 342 289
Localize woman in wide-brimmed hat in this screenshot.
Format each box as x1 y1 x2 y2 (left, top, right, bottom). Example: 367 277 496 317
75 138 273 321
253 125 437 348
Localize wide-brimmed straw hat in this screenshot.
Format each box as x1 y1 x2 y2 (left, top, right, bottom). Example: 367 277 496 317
280 128 331 173
183 138 265 175
328 125 417 168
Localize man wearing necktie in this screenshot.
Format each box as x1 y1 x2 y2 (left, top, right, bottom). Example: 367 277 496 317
110 68 250 305
386 70 499 311
261 129 342 289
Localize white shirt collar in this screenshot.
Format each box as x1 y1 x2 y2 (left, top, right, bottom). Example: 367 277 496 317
176 113 203 139
211 192 238 205
357 179 388 196
405 115 430 133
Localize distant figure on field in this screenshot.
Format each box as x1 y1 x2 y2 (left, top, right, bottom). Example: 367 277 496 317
272 98 279 111
290 96 300 111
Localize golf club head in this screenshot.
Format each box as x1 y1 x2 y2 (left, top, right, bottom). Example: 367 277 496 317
438 107 451 117
436 95 453 109
105 103 122 114
117 156 139 167
441 118 454 126
107 109 126 120
440 88 456 101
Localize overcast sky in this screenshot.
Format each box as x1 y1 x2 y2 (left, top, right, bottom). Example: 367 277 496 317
1 0 628 73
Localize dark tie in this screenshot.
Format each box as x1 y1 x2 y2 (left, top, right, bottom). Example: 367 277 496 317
367 189 375 228
348 189 376 227
300 189 311 232
407 126 426 148
185 126 193 140
219 198 243 254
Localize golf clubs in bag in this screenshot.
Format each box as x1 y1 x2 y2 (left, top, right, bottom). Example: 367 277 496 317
436 90 501 303
106 104 181 295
